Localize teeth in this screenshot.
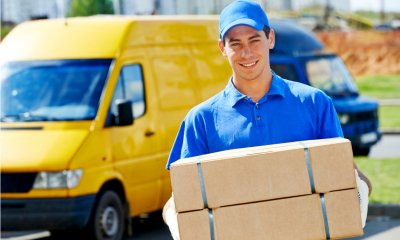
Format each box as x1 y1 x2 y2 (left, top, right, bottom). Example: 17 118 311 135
242 61 256 67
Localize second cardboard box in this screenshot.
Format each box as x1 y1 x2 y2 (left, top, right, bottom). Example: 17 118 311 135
178 189 363 240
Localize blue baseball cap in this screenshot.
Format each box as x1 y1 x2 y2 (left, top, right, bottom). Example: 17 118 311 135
219 0 270 41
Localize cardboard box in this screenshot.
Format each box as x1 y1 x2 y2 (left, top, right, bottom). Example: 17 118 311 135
178 189 363 240
171 138 356 213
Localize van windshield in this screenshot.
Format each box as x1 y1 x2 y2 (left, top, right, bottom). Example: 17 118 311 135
301 56 359 97
1 59 112 122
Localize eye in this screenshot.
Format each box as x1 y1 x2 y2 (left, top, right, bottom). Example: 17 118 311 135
231 43 240 47
252 39 260 43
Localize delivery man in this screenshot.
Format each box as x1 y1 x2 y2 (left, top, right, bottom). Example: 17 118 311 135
163 0 371 236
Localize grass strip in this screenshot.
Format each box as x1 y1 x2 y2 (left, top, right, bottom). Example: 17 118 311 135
354 157 400 204
355 74 400 99
379 105 400 128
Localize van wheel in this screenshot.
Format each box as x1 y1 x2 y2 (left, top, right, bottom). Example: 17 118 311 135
92 190 124 240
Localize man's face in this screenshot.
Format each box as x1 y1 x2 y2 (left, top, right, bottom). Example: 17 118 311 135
218 25 275 81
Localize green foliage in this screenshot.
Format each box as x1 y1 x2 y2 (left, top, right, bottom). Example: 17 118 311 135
355 10 400 21
354 157 400 204
354 11 381 21
379 106 400 128
355 74 400 99
69 0 114 17
355 74 400 128
1 25 15 39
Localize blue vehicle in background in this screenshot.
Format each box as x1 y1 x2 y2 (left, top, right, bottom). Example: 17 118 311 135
269 19 381 155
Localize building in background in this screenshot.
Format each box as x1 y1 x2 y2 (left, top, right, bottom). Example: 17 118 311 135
1 0 72 24
121 0 155 15
0 0 352 25
164 0 295 15
157 0 349 15
292 0 350 12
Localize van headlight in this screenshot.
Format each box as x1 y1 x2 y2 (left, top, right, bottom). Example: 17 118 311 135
33 169 83 189
337 113 350 124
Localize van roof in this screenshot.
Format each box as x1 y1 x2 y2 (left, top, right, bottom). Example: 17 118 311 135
0 15 220 62
0 15 325 62
269 18 325 56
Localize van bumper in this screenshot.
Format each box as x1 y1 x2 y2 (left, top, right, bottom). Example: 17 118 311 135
346 130 382 149
1 194 96 231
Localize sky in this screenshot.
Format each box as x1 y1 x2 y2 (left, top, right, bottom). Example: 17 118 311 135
350 0 400 12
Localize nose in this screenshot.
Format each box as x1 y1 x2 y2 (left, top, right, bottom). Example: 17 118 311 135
241 43 253 58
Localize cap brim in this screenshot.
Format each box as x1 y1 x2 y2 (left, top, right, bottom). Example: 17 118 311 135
220 18 265 41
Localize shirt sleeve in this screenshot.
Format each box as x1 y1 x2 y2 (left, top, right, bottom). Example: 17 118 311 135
166 111 209 170
316 93 344 139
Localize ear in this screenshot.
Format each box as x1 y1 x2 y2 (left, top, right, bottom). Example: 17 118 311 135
218 39 228 57
268 29 275 49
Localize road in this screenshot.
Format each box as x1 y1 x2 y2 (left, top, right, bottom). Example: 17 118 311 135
126 217 400 240
369 134 400 158
349 218 400 240
127 218 400 240
2 218 400 240
2 134 399 240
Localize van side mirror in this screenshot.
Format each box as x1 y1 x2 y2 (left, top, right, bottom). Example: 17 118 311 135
115 99 133 126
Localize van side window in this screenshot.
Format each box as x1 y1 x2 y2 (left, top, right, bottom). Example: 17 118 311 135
106 64 145 126
270 63 301 83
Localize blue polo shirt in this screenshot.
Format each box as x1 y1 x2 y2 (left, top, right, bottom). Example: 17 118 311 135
166 70 343 170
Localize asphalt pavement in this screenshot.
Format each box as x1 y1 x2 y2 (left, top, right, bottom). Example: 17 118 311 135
126 218 400 240
2 218 400 240
349 218 400 240
369 134 400 158
128 218 400 240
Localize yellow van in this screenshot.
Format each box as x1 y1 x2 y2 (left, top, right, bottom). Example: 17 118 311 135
0 16 231 239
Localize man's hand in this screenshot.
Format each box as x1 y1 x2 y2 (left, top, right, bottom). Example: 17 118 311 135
163 195 181 240
162 196 173 224
354 162 372 196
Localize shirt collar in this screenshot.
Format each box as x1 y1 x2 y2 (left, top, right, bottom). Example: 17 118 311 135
224 70 286 107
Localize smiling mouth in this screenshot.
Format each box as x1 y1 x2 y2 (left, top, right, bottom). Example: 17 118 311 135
239 61 258 68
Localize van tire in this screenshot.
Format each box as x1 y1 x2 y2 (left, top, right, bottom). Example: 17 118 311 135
91 190 124 240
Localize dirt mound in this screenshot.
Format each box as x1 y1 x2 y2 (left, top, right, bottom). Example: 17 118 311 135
315 31 400 76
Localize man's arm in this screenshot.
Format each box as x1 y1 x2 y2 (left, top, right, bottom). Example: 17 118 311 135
354 161 372 196
166 108 210 170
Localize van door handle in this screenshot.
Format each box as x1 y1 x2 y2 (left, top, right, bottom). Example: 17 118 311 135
145 131 155 137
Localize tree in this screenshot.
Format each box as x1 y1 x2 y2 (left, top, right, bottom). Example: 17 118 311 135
69 0 114 17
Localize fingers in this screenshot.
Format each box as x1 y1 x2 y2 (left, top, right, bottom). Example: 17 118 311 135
162 197 172 224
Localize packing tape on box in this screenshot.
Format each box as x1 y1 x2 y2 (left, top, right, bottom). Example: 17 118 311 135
298 141 316 193
197 156 209 208
297 142 331 239
197 157 216 240
197 152 330 240
202 196 331 240
320 193 331 239
208 209 215 240
197 142 317 207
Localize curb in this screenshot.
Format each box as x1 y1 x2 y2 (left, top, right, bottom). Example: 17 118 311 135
368 204 400 219
378 99 400 106
380 128 400 135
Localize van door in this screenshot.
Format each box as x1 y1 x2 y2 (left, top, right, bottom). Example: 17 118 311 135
106 54 162 216
148 45 199 151
147 45 199 205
